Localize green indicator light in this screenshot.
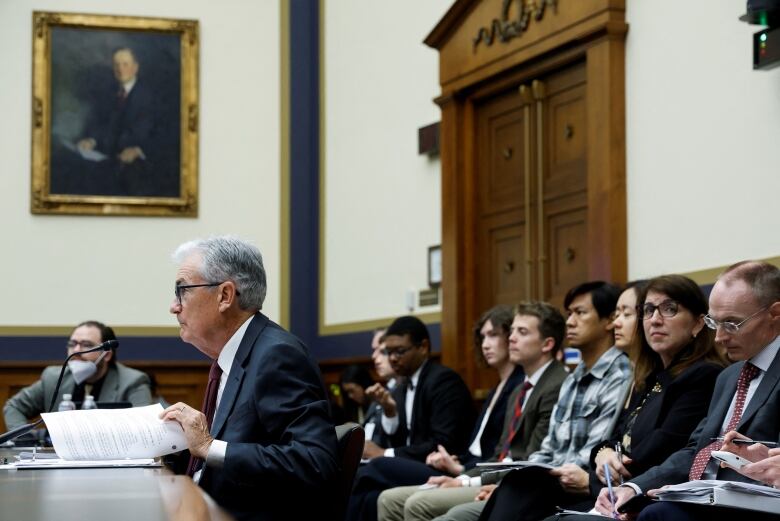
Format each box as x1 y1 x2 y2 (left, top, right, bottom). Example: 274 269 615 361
761 33 768 42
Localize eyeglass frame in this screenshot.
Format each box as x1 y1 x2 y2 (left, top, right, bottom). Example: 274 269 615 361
641 299 680 320
381 345 417 359
66 339 98 349
703 306 768 334
174 281 237 306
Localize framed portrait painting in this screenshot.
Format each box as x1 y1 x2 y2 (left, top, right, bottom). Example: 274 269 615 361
31 12 199 216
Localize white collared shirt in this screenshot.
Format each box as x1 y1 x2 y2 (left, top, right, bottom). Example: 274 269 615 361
197 315 254 479
381 362 425 457
121 78 137 96
520 359 554 411
718 334 780 433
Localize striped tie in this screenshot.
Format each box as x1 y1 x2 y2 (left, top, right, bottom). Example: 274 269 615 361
498 380 533 461
689 362 760 480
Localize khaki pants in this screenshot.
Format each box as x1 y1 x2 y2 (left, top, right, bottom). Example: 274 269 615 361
378 485 486 521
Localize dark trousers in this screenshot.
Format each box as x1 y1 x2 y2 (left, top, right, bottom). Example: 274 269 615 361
345 457 443 521
478 467 591 521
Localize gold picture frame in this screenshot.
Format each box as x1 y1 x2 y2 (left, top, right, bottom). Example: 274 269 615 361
31 11 199 217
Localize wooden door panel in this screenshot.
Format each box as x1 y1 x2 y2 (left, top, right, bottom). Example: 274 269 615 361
490 223 528 305
543 63 587 201
543 204 588 306
550 94 585 171
476 210 529 310
477 92 527 216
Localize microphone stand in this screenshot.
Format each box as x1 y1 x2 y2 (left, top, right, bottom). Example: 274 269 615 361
0 339 119 445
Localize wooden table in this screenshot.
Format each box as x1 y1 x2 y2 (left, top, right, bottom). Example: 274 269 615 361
0 449 233 521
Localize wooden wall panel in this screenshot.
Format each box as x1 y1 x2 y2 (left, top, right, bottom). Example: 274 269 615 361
0 362 210 433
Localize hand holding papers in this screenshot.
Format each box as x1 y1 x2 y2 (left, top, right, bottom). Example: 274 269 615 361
41 404 187 460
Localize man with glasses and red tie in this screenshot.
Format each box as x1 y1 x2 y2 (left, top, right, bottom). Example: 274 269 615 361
159 236 339 521
594 260 780 520
3 320 152 430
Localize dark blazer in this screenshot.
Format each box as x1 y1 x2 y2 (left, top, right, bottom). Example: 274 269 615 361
479 360 569 484
86 79 155 158
460 365 525 469
503 360 570 461
388 361 476 461
199 313 339 521
588 360 723 495
632 344 780 492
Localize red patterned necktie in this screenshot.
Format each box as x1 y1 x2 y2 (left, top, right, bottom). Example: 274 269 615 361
186 361 223 477
498 380 534 461
689 362 760 480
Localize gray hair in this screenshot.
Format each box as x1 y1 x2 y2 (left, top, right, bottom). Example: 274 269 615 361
720 260 780 307
173 236 267 310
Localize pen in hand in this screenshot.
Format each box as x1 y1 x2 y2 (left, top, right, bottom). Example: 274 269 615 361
710 437 779 447
614 442 625 485
603 463 619 519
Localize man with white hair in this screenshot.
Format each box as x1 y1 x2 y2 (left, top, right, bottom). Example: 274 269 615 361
160 236 339 521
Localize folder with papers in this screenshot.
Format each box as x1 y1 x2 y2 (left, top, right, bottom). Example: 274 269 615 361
655 480 780 514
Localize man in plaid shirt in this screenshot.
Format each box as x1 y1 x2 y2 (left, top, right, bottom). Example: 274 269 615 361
470 282 632 521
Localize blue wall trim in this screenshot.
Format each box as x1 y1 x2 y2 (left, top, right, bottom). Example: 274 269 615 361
0 336 208 362
287 0 440 361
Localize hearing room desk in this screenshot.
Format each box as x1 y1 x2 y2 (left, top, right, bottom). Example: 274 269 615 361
0 450 233 521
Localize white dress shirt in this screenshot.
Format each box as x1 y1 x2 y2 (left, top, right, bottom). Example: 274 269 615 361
195 315 254 480
381 362 425 457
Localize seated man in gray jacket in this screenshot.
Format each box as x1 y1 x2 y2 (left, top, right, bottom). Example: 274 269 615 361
3 320 152 429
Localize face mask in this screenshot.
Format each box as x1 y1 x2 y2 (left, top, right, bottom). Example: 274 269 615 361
68 359 98 384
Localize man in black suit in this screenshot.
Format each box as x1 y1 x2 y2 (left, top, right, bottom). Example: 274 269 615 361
594 261 780 520
159 236 339 521
346 315 475 521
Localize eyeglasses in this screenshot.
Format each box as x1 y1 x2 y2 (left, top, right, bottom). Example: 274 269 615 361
174 282 225 306
704 306 768 334
66 339 97 349
381 346 415 359
642 300 679 320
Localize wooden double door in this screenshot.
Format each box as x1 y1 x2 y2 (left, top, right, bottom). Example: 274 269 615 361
476 62 587 311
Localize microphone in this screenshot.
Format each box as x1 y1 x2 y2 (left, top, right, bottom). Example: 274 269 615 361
0 339 119 445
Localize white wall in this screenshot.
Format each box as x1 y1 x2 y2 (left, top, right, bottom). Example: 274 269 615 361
4 0 775 332
322 0 450 328
625 0 780 278
0 0 280 328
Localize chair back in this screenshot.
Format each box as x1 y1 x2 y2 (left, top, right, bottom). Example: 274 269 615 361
334 422 365 520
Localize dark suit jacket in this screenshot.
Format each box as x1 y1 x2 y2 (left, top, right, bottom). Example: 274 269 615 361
86 79 155 158
632 344 780 491
199 313 339 521
588 360 723 495
479 360 569 483
388 361 476 461
460 365 525 469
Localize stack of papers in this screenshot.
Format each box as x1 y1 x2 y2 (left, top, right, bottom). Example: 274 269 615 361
656 480 780 514
475 460 554 470
3 404 187 470
13 457 159 469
